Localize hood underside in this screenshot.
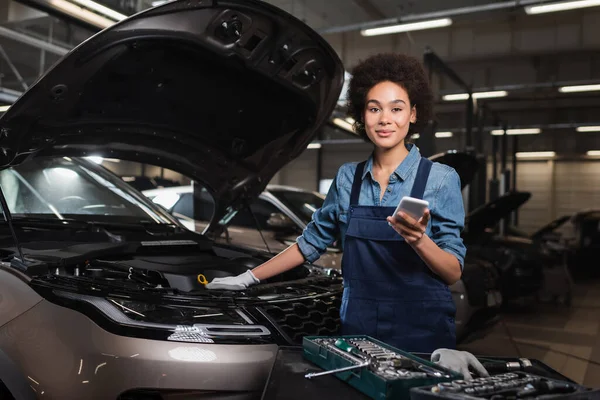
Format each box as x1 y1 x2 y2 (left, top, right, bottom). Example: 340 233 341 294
467 191 532 233
429 151 479 189
0 0 344 231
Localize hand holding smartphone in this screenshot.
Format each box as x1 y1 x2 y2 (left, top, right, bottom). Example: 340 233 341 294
393 196 429 221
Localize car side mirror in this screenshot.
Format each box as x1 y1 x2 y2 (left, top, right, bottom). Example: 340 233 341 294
266 212 296 231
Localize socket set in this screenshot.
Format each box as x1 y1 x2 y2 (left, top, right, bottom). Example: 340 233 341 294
302 335 461 400
409 371 600 400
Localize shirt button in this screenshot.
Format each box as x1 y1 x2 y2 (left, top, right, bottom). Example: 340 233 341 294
387 188 392 192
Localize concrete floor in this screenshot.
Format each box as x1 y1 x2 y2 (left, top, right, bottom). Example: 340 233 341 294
458 280 600 388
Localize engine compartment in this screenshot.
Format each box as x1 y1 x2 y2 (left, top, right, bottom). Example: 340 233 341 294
7 233 335 301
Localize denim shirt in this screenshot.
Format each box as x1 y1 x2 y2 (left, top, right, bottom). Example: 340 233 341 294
297 144 467 269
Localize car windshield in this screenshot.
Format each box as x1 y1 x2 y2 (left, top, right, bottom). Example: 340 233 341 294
268 189 325 225
0 157 176 225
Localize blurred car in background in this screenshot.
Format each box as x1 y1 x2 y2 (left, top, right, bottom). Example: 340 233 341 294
510 211 600 281
463 191 572 306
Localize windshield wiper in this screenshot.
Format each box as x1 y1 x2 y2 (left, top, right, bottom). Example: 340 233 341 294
1 216 184 232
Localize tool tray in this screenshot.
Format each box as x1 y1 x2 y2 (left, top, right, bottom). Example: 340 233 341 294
302 335 462 400
409 371 600 400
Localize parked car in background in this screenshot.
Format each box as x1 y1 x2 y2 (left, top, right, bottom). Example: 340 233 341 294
463 191 572 306
143 184 343 268
510 211 600 280
144 151 504 344
0 0 346 398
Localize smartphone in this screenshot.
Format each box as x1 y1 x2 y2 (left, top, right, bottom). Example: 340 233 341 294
393 196 429 221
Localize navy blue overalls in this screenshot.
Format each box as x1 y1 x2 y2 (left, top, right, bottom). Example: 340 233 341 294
340 157 456 353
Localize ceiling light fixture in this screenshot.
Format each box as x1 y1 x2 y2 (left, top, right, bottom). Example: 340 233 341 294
435 131 453 138
525 0 600 14
412 134 420 139
0 105 10 112
332 117 355 133
577 126 600 132
516 151 556 158
48 0 117 28
491 128 541 135
558 84 600 93
442 90 508 101
70 0 127 21
307 143 322 150
587 150 600 156
361 18 452 37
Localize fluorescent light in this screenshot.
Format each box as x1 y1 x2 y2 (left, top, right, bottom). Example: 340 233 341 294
577 126 600 132
516 151 556 158
0 105 10 112
435 131 453 138
587 150 600 156
361 18 452 37
332 117 355 133
442 91 508 101
491 128 541 135
70 0 127 21
86 156 104 164
48 0 116 28
345 117 355 125
307 143 322 150
525 0 600 15
411 133 420 139
558 84 600 93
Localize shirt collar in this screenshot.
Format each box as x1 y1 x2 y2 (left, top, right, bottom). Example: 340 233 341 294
362 143 421 181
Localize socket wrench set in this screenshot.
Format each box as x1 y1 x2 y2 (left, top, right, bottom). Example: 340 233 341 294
410 371 600 399
302 335 461 400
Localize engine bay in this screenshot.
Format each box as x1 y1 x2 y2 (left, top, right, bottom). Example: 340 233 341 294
3 231 340 303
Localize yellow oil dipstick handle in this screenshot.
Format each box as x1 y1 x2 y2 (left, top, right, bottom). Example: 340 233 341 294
197 274 208 285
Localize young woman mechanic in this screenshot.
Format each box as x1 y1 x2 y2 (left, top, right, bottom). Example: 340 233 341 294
207 53 483 374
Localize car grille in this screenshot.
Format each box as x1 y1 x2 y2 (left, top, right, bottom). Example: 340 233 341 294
260 294 342 344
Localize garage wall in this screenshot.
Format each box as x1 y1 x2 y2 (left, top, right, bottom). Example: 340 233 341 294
513 161 555 234
554 161 600 217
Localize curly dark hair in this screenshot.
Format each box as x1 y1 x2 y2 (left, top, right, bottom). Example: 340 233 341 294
346 53 433 142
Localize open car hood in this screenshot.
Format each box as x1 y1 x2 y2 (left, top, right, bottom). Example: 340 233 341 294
467 191 531 233
429 151 479 189
0 0 344 232
530 215 570 240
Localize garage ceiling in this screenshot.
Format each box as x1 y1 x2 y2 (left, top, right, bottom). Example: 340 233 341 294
0 0 599 154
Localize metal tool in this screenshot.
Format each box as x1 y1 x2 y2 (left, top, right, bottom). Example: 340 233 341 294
305 361 370 379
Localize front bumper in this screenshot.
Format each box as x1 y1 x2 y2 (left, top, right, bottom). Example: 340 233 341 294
0 300 278 399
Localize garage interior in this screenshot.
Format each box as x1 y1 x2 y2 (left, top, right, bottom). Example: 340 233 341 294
0 0 600 397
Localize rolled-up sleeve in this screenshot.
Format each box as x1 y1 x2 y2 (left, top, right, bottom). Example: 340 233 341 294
431 169 467 269
296 171 342 263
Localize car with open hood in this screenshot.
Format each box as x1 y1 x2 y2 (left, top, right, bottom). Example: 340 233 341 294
0 0 345 398
143 151 503 345
462 191 571 305
510 211 600 280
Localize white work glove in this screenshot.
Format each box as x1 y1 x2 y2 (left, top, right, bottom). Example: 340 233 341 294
205 270 259 291
431 348 490 381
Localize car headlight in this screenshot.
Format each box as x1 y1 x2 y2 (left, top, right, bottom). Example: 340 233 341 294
54 291 271 343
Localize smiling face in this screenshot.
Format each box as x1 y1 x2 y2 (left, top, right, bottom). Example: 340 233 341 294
363 81 416 151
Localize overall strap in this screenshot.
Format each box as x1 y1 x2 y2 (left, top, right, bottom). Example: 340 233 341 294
350 161 366 205
409 158 433 199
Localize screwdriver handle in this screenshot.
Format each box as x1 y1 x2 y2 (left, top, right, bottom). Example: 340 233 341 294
305 362 370 379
